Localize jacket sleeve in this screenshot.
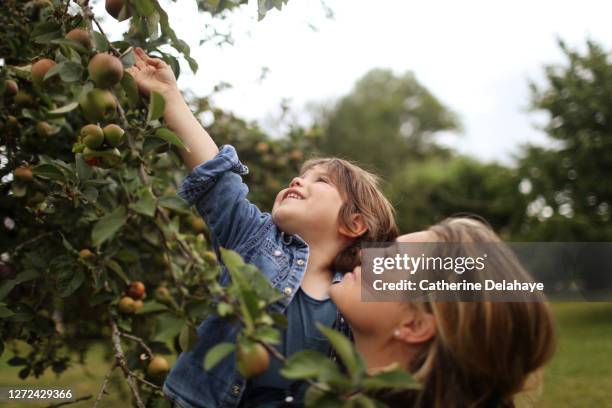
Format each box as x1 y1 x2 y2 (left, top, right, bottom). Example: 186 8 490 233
178 145 271 252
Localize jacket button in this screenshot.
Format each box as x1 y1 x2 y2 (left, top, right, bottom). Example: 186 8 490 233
273 250 282 257
231 384 241 395
296 259 305 266
283 287 293 296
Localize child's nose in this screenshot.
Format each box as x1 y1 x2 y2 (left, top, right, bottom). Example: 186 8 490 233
289 177 304 188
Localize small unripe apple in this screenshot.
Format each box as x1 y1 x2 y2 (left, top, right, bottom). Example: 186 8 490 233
14 91 33 106
133 299 144 312
190 217 207 233
154 286 172 304
79 88 117 122
36 121 54 138
105 0 131 20
102 124 124 147
88 53 124 88
100 147 122 167
147 356 170 377
14 167 33 182
65 28 92 50
5 80 18 95
202 251 217 265
118 296 136 314
80 124 104 149
127 281 146 300
31 58 56 88
79 249 95 261
237 343 270 378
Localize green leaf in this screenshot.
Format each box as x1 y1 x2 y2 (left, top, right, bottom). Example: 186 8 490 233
179 325 199 352
33 163 65 181
32 22 61 43
153 312 187 342
253 326 280 345
60 232 75 252
58 61 84 82
317 323 365 381
130 188 157 217
121 71 140 108
135 300 168 314
92 206 127 247
362 368 420 391
153 127 189 150
132 0 156 16
57 268 85 297
220 248 245 271
204 342 235 370
158 195 189 213
0 305 14 318
48 101 79 115
104 259 129 284
50 38 88 54
281 350 339 379
75 154 93 181
15 269 39 284
92 31 109 52
147 91 166 123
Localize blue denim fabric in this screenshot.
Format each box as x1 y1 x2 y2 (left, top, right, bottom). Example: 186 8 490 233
162 145 341 408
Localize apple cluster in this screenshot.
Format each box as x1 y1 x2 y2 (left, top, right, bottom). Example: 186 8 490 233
119 281 146 314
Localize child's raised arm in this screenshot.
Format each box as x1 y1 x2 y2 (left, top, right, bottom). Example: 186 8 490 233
127 47 218 171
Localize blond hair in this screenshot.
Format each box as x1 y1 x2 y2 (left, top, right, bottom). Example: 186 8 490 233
300 158 398 271
407 217 556 407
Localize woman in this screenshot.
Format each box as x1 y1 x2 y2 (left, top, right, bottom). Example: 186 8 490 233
330 217 557 407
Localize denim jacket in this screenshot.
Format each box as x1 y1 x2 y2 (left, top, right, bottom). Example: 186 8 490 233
162 145 341 408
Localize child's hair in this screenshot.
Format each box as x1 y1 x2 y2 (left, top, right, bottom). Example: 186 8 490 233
406 217 557 408
300 157 399 272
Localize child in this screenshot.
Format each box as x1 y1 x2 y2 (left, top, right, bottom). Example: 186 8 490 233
127 48 398 408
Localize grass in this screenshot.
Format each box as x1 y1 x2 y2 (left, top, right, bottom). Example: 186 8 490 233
538 302 612 407
1 303 611 407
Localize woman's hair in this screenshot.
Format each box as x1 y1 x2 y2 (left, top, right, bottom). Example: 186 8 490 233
403 216 557 408
300 158 399 272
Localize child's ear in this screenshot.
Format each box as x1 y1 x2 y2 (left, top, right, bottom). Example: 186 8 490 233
339 214 368 238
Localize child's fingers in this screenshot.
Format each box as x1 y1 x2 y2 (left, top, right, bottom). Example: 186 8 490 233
125 67 139 77
135 59 147 70
136 47 165 68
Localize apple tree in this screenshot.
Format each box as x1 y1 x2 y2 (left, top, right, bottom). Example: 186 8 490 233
0 0 417 406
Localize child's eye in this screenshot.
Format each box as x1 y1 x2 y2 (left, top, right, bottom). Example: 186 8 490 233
317 177 329 183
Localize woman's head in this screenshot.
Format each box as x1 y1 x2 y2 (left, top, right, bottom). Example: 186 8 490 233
330 217 557 407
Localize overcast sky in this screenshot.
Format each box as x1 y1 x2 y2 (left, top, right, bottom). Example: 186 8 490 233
97 0 612 164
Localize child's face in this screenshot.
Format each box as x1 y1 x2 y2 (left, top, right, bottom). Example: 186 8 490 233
272 165 344 239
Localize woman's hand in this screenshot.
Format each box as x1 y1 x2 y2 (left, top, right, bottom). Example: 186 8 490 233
126 47 178 98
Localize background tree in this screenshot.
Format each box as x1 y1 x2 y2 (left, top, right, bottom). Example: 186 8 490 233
516 39 612 241
316 68 461 180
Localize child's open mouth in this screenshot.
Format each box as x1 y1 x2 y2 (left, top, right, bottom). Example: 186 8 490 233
283 189 305 201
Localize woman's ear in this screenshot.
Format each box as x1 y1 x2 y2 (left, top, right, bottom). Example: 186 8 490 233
339 214 368 238
394 311 436 345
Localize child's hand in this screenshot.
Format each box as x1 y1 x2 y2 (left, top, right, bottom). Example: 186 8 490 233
127 47 178 98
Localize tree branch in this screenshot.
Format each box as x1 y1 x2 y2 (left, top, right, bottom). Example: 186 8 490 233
118 331 155 360
108 311 146 408
44 394 92 408
92 362 117 408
